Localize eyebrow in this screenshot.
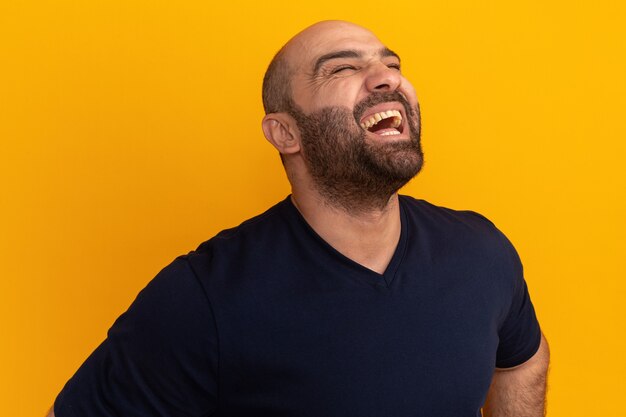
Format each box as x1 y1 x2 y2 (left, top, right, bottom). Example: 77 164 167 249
312 47 401 75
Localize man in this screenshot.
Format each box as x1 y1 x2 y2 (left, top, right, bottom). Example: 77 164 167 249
49 20 549 417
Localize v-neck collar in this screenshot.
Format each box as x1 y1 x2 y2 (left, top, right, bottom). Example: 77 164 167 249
283 195 409 289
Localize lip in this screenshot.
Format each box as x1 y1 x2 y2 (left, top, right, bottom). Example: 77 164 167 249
357 101 409 138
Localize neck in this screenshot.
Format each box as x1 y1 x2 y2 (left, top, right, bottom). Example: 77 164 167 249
291 186 402 275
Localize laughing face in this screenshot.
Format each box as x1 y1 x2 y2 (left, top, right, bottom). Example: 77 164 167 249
289 91 422 212
277 21 423 210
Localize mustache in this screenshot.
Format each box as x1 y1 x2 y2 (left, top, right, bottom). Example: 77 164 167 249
353 91 415 120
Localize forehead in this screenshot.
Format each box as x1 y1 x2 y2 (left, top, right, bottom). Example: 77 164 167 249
285 23 388 72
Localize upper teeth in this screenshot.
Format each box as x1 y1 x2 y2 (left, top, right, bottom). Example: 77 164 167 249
360 110 403 130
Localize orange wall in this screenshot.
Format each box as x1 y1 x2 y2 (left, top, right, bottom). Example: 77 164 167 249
1 1 625 416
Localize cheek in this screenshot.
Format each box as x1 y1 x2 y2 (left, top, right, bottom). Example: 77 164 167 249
312 79 363 108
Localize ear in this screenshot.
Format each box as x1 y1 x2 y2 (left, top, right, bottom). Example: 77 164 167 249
262 113 301 155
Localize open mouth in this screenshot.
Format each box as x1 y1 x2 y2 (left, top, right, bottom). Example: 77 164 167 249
359 109 404 136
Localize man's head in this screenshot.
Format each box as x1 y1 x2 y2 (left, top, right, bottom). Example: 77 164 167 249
262 21 423 212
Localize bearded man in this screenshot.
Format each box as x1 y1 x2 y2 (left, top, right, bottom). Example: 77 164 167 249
49 21 549 417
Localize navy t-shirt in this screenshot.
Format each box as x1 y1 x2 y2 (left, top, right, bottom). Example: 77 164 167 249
55 195 541 417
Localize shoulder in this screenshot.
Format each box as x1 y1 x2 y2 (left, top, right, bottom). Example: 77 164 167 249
399 194 500 235
107 254 216 353
182 196 298 279
399 195 521 266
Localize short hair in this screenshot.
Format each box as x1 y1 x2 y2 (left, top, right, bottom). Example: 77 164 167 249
262 47 294 114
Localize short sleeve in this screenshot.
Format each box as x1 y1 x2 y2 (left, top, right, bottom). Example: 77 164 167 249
495 247 542 368
54 257 218 417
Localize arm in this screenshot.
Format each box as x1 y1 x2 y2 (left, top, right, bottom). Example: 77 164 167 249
49 258 218 417
45 407 54 417
483 333 550 417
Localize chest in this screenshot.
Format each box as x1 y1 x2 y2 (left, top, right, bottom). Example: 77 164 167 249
212 265 503 416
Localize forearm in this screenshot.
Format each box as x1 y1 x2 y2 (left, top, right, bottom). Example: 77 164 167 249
483 334 550 417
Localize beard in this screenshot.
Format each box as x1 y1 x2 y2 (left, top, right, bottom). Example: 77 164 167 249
288 91 424 213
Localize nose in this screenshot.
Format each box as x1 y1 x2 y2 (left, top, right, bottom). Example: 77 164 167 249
365 61 402 92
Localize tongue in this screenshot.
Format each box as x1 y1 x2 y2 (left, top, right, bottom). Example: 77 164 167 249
368 117 397 133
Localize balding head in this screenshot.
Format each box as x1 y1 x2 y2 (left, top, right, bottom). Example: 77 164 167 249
262 21 382 114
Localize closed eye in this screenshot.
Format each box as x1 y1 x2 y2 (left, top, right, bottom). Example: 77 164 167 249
331 65 357 74
387 63 401 71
